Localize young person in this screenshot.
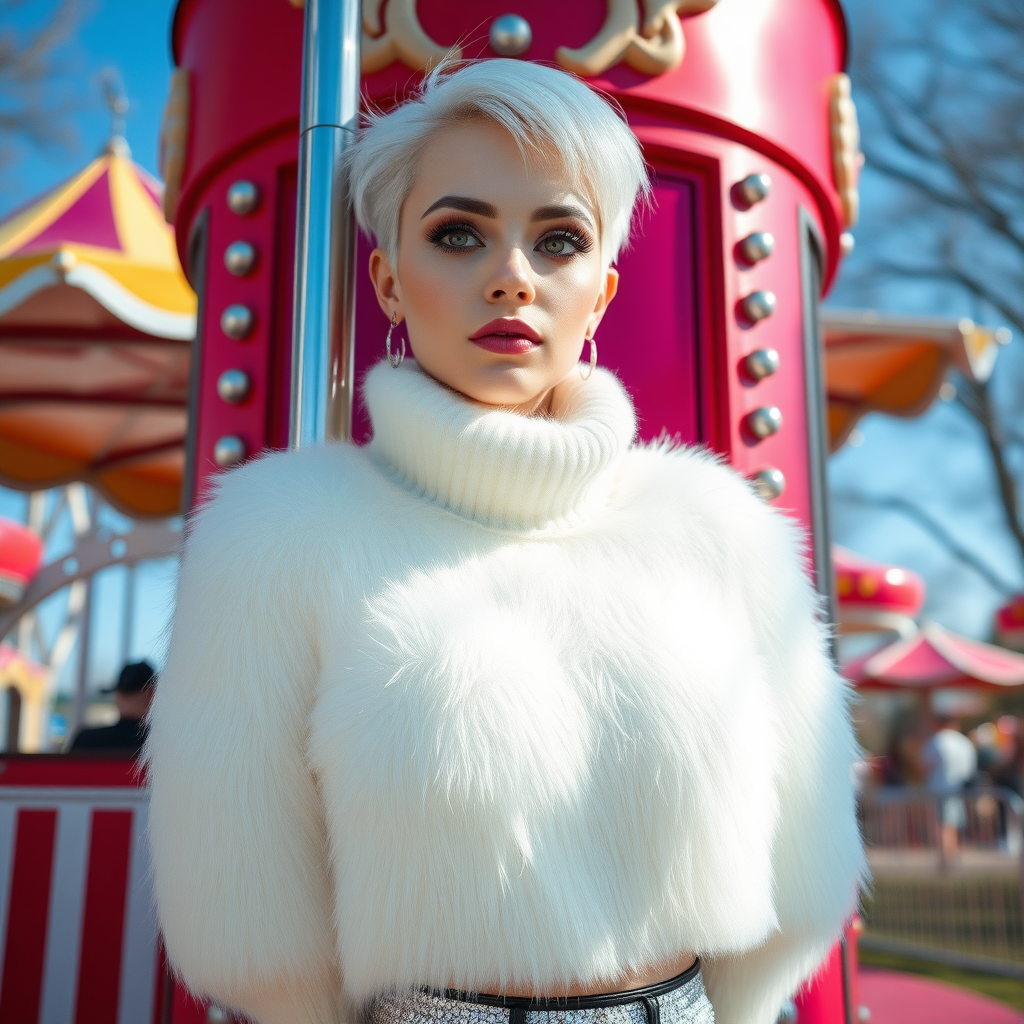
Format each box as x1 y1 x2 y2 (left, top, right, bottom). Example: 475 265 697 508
147 59 865 1024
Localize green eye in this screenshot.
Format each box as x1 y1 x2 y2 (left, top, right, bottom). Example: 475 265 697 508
543 236 571 255
445 230 476 247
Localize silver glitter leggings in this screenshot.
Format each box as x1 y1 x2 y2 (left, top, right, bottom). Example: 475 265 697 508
366 964 715 1024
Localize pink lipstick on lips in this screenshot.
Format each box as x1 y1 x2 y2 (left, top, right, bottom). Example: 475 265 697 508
469 318 542 355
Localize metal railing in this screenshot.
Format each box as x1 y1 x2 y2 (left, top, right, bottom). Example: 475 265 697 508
858 785 1024 974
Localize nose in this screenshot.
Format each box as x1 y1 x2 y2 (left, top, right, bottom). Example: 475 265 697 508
486 246 536 305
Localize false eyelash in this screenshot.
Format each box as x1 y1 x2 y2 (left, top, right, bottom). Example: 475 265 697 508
426 217 481 247
542 226 594 255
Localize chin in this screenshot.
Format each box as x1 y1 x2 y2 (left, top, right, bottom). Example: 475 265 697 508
456 365 552 409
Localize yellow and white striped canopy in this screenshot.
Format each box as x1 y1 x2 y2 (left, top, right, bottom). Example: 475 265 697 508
0 139 195 337
0 141 196 518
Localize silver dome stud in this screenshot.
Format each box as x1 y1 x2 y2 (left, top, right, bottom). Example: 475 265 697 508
738 231 774 264
221 304 254 339
740 290 777 324
224 241 257 276
490 14 532 56
751 467 786 501
217 368 251 404
213 436 246 468
733 173 771 209
745 406 783 440
742 348 780 381
226 180 260 215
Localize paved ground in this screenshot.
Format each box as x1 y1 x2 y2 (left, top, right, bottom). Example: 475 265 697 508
860 967 1024 1024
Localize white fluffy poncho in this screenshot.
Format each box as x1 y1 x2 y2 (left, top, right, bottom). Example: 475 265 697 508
147 361 866 1024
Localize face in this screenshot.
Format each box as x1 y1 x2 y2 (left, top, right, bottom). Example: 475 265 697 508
369 119 619 413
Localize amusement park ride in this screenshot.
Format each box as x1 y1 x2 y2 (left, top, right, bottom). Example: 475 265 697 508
0 0 1017 1021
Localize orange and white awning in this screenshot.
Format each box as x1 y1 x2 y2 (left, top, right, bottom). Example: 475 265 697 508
822 310 1007 451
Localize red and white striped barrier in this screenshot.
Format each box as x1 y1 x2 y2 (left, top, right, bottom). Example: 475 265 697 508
0 759 163 1024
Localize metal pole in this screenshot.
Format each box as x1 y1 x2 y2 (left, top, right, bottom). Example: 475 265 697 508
122 564 135 665
290 0 361 446
72 577 92 738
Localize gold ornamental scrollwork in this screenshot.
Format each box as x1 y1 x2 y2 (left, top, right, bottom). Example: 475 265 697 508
361 0 456 74
556 0 720 78
293 0 719 78
160 67 190 224
828 73 864 229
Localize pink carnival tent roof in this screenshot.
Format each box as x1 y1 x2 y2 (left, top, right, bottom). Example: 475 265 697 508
844 621 1024 690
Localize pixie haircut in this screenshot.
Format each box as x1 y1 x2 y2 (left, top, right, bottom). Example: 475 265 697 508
346 59 651 270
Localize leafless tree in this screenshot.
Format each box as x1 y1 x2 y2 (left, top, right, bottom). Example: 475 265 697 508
842 0 1024 580
0 0 82 183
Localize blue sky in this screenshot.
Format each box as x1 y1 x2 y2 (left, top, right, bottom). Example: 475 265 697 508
0 0 177 216
1 0 1021 698
1 0 179 695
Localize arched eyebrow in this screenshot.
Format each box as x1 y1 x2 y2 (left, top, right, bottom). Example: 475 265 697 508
531 203 594 228
421 195 497 219
421 196 595 229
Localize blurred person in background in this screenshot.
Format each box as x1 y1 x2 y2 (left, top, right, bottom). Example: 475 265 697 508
989 716 1024 796
920 712 978 860
68 660 156 756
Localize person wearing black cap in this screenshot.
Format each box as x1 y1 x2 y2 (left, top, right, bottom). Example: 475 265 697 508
69 660 156 754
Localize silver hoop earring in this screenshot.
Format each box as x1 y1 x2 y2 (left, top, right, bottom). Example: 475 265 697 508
385 312 405 368
580 337 597 380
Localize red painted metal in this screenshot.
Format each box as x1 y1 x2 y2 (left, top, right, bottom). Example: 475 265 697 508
797 941 848 1023
0 808 56 1024
75 809 134 1023
0 517 43 603
164 2 855 1020
0 755 140 787
0 757 162 1023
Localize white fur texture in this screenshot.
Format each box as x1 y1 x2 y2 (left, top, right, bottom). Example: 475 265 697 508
146 362 866 1024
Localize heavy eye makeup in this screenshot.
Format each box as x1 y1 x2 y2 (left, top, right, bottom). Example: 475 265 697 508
424 216 595 259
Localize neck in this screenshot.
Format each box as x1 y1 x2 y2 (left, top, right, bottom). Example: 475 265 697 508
419 368 557 418
363 360 636 532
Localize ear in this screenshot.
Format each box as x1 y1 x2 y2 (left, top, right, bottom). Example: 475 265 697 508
369 248 403 322
586 267 620 338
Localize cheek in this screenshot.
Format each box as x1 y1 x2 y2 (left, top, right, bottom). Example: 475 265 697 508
400 249 473 323
543 261 603 325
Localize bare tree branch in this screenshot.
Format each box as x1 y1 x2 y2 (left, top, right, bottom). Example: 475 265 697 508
0 0 83 178
832 490 1018 594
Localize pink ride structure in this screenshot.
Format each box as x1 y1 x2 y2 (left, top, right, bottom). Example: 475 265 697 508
0 1 865 1021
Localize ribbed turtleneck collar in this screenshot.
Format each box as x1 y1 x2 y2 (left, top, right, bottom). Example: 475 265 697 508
363 361 637 532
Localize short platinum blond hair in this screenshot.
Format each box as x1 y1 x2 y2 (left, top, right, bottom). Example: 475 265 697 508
346 59 651 270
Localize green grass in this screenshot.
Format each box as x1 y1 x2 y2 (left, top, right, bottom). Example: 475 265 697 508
859 945 1024 1012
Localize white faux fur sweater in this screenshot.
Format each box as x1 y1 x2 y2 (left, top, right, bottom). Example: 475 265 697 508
147 361 866 1024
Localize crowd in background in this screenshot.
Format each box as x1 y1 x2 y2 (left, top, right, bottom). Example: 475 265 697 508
867 708 1024 796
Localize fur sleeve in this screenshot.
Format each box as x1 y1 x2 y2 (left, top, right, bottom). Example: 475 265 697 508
145 453 342 1024
695 466 868 1024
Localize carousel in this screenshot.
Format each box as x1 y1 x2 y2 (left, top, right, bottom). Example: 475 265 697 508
0 135 195 518
0 137 191 758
